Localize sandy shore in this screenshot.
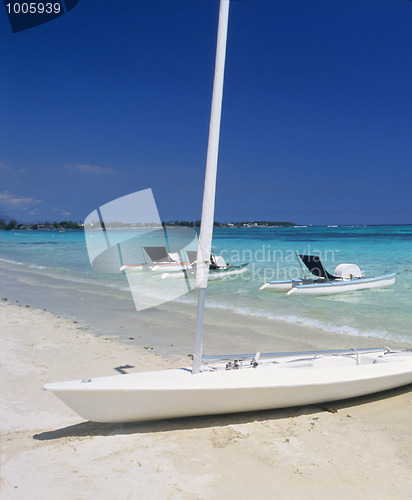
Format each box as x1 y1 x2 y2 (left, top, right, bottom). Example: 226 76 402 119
1 300 412 499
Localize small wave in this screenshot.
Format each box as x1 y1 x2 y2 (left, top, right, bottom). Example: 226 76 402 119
103 282 131 291
38 270 130 293
0 258 24 266
19 242 60 245
3 257 132 293
201 300 404 342
176 296 198 305
42 272 111 286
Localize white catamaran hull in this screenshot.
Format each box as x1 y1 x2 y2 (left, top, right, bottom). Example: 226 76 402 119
208 263 249 279
260 273 396 295
120 263 191 273
121 263 248 278
260 279 314 291
157 263 249 280
43 349 412 423
287 273 396 295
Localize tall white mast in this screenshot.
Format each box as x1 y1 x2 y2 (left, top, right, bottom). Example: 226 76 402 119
193 0 230 374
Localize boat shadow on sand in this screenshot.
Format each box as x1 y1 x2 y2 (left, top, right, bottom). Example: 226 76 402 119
33 383 412 441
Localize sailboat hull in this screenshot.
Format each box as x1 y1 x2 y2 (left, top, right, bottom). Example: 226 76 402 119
43 349 412 423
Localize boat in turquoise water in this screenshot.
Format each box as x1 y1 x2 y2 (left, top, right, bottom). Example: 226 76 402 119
120 248 248 279
260 253 396 295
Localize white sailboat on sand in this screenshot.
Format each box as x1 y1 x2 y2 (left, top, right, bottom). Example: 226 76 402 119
43 0 412 423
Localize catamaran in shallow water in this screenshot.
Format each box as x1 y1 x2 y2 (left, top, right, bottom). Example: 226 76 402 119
120 247 248 279
260 253 396 295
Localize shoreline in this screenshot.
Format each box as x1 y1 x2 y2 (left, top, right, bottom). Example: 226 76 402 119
1 301 412 499
1 263 411 363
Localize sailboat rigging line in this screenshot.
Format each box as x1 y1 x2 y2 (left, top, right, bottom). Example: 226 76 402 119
117 243 124 267
96 206 110 248
193 0 230 374
162 224 170 253
295 251 307 279
181 267 193 293
202 347 390 363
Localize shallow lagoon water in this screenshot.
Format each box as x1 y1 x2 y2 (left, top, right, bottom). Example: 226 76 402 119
1 225 411 358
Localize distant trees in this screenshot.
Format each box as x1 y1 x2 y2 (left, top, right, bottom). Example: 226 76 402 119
163 220 295 228
55 221 82 229
0 218 18 230
0 218 296 231
163 220 201 227
231 221 296 227
0 219 83 230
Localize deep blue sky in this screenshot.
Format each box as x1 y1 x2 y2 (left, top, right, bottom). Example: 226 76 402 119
1 0 411 225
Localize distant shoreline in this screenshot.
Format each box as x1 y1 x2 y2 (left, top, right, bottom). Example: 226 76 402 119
0 220 83 231
1 220 410 231
0 219 296 231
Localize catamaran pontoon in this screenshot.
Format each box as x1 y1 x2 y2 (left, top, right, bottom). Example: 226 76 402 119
260 253 396 295
120 247 248 278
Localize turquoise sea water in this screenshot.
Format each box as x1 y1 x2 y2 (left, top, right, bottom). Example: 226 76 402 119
1 225 411 353
208 225 412 343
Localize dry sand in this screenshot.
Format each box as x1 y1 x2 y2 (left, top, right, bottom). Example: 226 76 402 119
1 300 412 499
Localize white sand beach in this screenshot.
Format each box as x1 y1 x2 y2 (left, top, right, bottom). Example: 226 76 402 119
1 300 412 499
